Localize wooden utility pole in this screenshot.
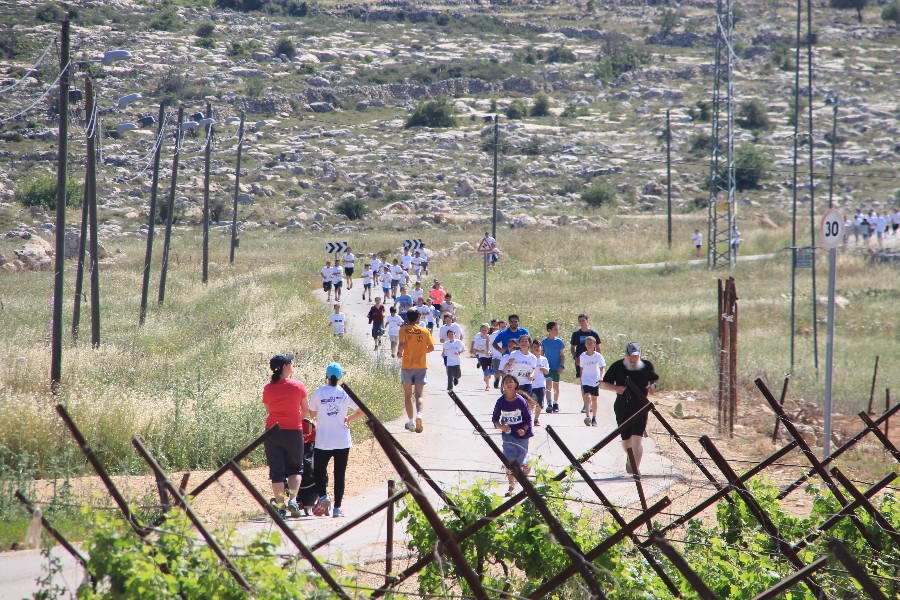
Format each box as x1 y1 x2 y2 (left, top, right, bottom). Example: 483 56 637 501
71 77 91 344
158 106 183 305
666 109 672 249
139 102 166 325
491 114 498 240
86 78 100 348
50 17 70 392
202 101 212 284
229 110 244 264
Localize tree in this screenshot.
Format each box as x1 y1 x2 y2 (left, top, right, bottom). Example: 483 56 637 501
732 144 771 190
657 8 683 37
882 0 900 25
505 99 527 120
830 0 868 22
530 93 551 117
336 198 369 220
405 98 458 128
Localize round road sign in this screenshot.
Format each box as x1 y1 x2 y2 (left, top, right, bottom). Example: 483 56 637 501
821 208 844 249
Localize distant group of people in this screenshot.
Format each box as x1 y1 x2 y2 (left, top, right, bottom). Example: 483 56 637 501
849 209 899 247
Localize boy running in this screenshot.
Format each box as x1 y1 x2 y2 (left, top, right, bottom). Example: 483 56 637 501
492 374 533 497
692 229 702 259
321 260 334 302
442 329 465 391
329 303 345 338
386 306 404 358
342 247 355 290
379 266 392 301
488 319 506 389
579 337 606 427
541 322 566 413
502 335 537 397
331 264 344 302
361 263 374 302
530 340 550 426
367 297 386 350
470 323 493 391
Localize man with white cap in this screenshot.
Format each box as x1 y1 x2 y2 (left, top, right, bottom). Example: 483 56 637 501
601 342 659 475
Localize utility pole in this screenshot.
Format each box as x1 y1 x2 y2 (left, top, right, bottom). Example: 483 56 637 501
229 111 245 264
72 75 90 345
158 106 183 305
827 98 838 210
666 109 672 249
491 114 498 240
139 102 166 325
202 101 212 284
86 78 100 348
50 17 70 392
806 0 818 372
789 0 802 373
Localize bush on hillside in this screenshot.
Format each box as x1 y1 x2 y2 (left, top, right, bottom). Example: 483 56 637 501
595 36 650 81
882 0 900 24
274 37 296 59
530 93 551 117
336 198 369 220
830 0 868 22
195 22 216 38
405 98 458 128
505 99 528 120
732 144 772 190
736 99 771 132
16 172 84 210
581 179 618 208
35 2 66 23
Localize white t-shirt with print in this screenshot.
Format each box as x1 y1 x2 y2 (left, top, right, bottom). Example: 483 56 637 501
411 288 424 302
439 323 463 343
343 253 355 268
309 385 357 450
380 272 392 288
504 350 537 382
370 258 382 274
472 334 490 357
579 351 607 387
331 266 344 284
321 267 333 282
532 356 550 389
329 312 345 335
443 339 465 367
400 254 413 270
390 264 403 279
386 315 404 337
361 269 373 285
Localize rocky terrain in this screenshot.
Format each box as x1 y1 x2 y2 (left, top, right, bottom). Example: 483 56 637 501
0 0 897 270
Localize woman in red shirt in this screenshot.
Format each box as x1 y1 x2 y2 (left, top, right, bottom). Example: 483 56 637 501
263 354 309 518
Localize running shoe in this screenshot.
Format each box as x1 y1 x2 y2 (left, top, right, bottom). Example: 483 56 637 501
415 416 423 433
591 417 597 427
584 417 591 427
580 407 585 413
454 377 459 386
485 385 490 391
312 495 331 517
533 419 540 426
553 405 560 413
404 421 416 432
505 486 515 497
287 499 302 518
447 387 453 392
270 498 287 520
332 507 345 518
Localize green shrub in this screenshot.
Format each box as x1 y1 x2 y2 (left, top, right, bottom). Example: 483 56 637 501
196 37 215 50
505 99 528 120
595 38 650 81
731 144 771 190
245 77 265 98
405 98 458 128
530 92 551 117
16 172 84 210
336 198 369 220
544 45 577 63
274 37 296 59
0 29 28 59
736 99 771 132
688 100 712 122
149 8 180 31
689 133 712 156
434 13 451 25
153 67 207 103
195 21 216 38
581 179 618 208
560 103 588 119
882 0 900 24
657 8 683 37
35 2 66 23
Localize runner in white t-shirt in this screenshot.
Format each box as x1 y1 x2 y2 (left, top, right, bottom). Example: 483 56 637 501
488 319 506 389
370 254 382 276
385 306 404 358
530 339 550 425
329 304 345 337
400 249 413 271
502 336 538 396
331 265 344 302
320 260 334 302
442 329 465 391
692 229 702 259
342 248 356 290
411 282 424 303
470 324 493 391
379 267 392 300
579 337 606 427
360 264 374 302
309 363 363 518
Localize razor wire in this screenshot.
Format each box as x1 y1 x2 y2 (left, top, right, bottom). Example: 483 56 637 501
0 61 69 123
0 36 57 95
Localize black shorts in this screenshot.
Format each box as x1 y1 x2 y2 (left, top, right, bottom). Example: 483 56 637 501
614 399 648 440
264 428 304 482
893 224 899 232
372 322 384 338
478 356 492 372
344 267 354 276
334 281 343 289
364 283 372 289
323 282 332 292
582 384 599 397
446 364 462 378
532 387 545 408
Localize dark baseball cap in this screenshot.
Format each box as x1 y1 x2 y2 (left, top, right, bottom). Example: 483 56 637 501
626 342 641 356
270 354 294 370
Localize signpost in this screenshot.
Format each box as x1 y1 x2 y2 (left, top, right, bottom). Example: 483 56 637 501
327 241 348 268
821 208 844 458
478 236 493 309
403 239 423 251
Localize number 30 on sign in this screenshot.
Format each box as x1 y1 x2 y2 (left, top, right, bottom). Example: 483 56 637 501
820 209 844 249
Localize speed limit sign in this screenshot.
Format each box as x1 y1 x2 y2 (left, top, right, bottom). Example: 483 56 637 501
821 208 844 249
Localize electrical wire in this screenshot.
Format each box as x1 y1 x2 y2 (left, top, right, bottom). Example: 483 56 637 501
0 61 70 123
0 36 57 95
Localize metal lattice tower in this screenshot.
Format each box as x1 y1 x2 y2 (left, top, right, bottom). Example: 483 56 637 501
707 0 736 269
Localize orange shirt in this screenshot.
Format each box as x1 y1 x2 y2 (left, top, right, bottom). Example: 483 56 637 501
399 324 434 369
263 378 308 430
429 288 446 304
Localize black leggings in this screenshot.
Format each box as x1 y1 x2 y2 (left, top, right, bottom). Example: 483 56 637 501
314 447 350 507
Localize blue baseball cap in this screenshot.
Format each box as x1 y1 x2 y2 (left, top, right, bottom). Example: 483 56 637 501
326 362 344 380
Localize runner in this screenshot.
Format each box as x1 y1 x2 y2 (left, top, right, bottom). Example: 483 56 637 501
530 339 550 426
429 281 446 307
601 342 659 474
438 313 463 344
309 363 363 518
692 228 702 259
470 323 493 391
442 329 465 392
440 293 457 321
262 354 308 519
360 263 374 302
570 314 601 380
389 259 403 299
367 297 386 350
420 242 430 275
492 374 533 497
579 337 606 427
410 281 425 304
329 303 345 338
423 298 437 333
331 263 344 302
370 253 382 277
386 306 404 358
394 286 414 321
379 266 392 302
320 260 334 303
502 335 537 397
492 315 530 356
342 247 356 290
541 321 566 413
400 248 413 272
398 308 435 433
488 319 506 389
411 250 424 279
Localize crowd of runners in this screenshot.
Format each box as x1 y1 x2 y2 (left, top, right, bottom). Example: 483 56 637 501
263 242 661 517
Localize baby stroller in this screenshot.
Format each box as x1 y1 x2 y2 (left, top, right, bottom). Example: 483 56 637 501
296 418 318 514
